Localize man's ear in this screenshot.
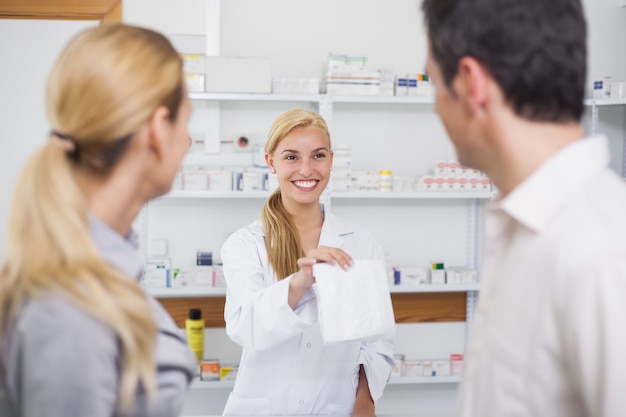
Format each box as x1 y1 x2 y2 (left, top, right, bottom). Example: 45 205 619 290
147 106 171 161
456 56 490 116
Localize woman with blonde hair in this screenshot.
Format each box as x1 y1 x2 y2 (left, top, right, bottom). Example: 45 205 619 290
0 24 196 417
221 108 394 417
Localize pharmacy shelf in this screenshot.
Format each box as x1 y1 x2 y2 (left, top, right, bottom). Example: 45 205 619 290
387 375 461 385
159 190 273 199
330 95 434 105
390 284 480 293
157 190 494 200
191 379 235 389
332 190 494 199
189 92 321 102
188 92 435 105
189 376 460 390
189 92 626 107
147 284 479 298
584 98 626 107
147 286 226 298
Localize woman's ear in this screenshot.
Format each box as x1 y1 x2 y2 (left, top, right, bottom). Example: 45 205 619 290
265 153 275 172
147 106 171 161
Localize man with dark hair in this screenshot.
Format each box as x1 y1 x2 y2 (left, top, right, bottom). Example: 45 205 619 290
422 0 626 416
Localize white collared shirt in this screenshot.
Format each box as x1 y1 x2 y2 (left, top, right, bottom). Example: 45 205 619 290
459 135 626 417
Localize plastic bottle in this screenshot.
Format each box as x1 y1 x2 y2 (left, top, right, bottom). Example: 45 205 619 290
185 308 204 364
379 170 393 191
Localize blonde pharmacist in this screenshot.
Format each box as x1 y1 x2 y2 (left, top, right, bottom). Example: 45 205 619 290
0 25 196 417
221 109 394 416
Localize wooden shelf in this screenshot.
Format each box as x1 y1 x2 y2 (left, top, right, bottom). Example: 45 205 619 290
155 291 467 328
147 283 479 298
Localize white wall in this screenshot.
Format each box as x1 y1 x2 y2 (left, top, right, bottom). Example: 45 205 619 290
0 19 98 258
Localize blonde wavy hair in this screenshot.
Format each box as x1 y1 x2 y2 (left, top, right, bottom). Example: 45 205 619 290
0 24 184 412
261 109 331 280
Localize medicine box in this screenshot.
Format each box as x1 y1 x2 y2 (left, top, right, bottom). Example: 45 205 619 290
205 57 271 93
143 258 171 288
201 359 220 381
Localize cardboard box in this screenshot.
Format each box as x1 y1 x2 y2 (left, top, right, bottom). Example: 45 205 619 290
205 57 271 93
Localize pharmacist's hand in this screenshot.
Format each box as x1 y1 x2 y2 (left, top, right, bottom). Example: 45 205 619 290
300 245 354 281
289 247 353 308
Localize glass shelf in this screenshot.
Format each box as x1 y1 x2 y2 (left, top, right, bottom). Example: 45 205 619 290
188 375 461 390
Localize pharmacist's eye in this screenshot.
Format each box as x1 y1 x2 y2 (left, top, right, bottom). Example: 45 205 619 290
314 153 327 159
285 155 297 161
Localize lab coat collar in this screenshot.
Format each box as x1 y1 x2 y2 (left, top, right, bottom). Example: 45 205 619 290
498 135 609 233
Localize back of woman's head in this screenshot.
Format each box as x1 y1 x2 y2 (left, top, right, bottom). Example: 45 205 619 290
47 23 183 170
262 109 331 280
0 23 184 412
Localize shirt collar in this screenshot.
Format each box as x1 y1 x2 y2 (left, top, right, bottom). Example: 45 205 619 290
88 212 143 280
497 135 609 232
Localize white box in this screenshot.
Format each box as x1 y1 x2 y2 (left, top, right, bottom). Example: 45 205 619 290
195 266 214 286
398 266 430 285
451 354 464 375
205 57 271 93
182 54 206 73
169 34 206 55
431 269 446 285
331 178 352 191
207 171 232 192
185 73 205 93
143 258 171 288
242 171 261 191
182 170 208 191
403 360 424 377
422 360 434 377
432 360 451 376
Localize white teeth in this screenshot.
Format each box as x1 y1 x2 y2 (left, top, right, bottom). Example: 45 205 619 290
294 180 317 189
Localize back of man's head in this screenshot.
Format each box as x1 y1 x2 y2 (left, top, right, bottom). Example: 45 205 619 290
422 0 587 123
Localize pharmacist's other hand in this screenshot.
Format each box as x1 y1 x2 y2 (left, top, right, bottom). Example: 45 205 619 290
351 410 376 417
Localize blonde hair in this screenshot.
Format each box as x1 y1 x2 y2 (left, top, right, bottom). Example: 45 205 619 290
261 109 331 280
0 24 184 412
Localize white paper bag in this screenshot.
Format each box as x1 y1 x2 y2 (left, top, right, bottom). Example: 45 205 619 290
313 259 395 345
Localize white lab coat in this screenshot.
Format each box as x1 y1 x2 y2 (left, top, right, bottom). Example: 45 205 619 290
220 208 394 416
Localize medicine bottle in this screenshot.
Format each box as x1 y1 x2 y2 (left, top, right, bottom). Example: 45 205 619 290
185 308 205 364
379 170 393 191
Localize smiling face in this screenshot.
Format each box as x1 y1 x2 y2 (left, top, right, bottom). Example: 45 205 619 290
265 125 333 209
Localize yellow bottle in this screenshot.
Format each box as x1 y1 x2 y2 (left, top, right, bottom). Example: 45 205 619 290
185 308 204 364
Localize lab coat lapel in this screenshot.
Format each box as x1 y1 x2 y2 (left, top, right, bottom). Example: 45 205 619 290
318 212 354 249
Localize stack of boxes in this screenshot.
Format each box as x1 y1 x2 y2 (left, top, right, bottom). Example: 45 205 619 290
322 54 381 96
392 262 478 286
395 73 433 97
418 160 493 192
401 354 464 378
330 145 353 191
174 166 274 193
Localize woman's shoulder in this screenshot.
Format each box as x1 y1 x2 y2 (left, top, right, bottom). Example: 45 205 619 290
12 293 117 355
222 218 266 253
325 211 375 238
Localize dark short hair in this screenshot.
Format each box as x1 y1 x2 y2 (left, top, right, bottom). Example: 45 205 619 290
422 0 587 123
